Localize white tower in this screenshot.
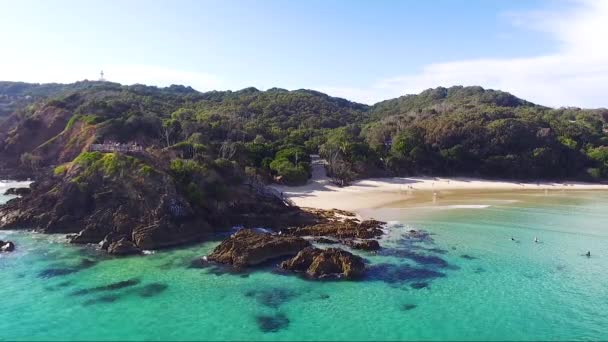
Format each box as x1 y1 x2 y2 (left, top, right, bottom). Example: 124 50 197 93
99 70 105 81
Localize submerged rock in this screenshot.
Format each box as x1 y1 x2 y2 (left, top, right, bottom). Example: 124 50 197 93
207 229 311 268
256 313 290 333
280 247 365 279
0 240 15 252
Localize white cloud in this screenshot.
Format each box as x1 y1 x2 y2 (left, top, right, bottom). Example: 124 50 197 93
319 0 608 108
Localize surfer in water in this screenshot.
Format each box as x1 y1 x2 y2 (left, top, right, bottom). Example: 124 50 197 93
534 236 539 243
585 251 591 257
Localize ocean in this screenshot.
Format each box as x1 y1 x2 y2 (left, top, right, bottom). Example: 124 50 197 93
1 182 607 341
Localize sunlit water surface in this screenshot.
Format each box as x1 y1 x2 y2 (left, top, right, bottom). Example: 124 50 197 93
1 182 607 341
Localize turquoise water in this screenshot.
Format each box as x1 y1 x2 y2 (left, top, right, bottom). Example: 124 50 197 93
1 183 608 341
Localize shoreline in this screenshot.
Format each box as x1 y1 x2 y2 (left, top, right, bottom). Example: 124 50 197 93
273 176 608 211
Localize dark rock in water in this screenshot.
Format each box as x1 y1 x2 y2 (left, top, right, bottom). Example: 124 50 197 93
207 229 311 268
383 249 449 268
188 258 209 269
280 247 365 280
107 238 141 256
411 282 429 289
244 288 298 308
138 283 168 298
3 187 31 196
473 267 485 274
38 258 98 279
401 304 417 311
403 229 434 243
345 239 381 251
79 258 98 268
0 240 15 252
313 237 338 244
70 278 141 296
366 263 445 284
83 294 121 306
256 313 290 333
460 254 476 260
38 267 79 278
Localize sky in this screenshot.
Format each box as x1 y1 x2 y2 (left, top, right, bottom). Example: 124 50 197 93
0 0 606 108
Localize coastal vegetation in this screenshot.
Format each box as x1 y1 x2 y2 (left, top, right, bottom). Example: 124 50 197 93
1 81 606 186
0 81 606 258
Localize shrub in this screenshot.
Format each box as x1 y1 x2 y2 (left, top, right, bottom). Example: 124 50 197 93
53 164 68 176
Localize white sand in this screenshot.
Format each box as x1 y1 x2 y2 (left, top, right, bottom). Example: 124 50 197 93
272 158 608 211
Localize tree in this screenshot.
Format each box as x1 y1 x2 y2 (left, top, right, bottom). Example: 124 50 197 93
160 119 182 147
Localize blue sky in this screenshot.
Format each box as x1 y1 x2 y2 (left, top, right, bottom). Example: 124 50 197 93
1 0 606 107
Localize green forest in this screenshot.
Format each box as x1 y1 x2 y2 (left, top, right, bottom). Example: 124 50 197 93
1 81 607 191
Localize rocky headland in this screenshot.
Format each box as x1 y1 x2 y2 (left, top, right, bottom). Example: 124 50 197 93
0 151 319 255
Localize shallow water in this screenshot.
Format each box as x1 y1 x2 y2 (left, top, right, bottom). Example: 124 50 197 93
1 185 608 341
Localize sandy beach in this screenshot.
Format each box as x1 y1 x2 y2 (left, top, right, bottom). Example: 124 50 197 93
272 161 608 211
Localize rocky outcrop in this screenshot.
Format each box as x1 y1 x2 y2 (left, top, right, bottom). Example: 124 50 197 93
207 229 311 268
345 239 381 251
0 149 310 254
2 187 31 196
287 219 385 240
280 247 365 279
313 237 338 244
0 162 208 251
107 238 141 255
0 240 15 252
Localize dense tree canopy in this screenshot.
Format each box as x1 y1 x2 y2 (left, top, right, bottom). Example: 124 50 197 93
0 82 606 189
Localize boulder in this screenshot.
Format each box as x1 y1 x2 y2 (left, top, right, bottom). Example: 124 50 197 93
2 187 31 196
107 238 141 256
0 240 15 252
345 239 381 251
207 229 311 268
280 247 365 279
